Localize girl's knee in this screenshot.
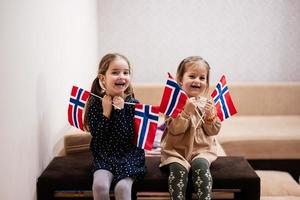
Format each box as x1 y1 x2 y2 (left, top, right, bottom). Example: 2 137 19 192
191 158 212 182
93 181 110 194
169 162 188 175
93 169 113 196
114 177 133 199
115 178 133 191
191 158 209 170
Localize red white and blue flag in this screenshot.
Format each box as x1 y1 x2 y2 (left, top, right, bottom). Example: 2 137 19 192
159 73 188 118
68 86 90 130
134 104 159 150
211 75 237 121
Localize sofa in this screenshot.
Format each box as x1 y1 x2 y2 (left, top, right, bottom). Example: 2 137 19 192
38 82 300 199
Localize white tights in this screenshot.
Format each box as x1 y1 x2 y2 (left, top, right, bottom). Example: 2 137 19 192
93 169 133 200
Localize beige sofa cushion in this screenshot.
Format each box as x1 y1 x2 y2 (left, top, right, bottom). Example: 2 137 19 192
221 139 300 159
133 84 164 106
64 128 91 155
256 170 300 197
261 197 300 200
218 116 300 159
218 116 300 142
226 83 300 115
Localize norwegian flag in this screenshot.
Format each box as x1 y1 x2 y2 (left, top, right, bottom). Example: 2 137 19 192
159 73 188 118
134 104 159 150
68 86 90 130
211 75 237 121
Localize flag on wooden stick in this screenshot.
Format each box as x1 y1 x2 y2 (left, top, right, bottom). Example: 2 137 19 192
211 75 237 121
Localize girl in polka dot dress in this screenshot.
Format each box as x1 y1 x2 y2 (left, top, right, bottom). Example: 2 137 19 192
83 53 146 200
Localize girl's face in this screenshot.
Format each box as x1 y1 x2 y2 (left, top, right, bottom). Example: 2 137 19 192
100 58 131 97
179 64 208 98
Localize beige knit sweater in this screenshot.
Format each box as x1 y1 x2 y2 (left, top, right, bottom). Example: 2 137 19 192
160 108 221 171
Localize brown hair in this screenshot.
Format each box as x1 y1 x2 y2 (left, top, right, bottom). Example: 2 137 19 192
83 53 134 131
176 56 211 93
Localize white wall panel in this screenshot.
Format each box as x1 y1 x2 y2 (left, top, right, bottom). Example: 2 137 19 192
97 0 300 83
0 0 98 199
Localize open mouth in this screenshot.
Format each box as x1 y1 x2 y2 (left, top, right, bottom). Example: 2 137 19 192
115 82 126 88
191 85 201 89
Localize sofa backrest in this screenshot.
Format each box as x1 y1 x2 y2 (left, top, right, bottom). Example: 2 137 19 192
133 82 300 115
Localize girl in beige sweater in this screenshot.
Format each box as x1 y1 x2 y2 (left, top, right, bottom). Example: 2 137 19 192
160 56 221 200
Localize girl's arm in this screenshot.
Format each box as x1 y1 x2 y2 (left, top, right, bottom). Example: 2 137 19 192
202 116 221 136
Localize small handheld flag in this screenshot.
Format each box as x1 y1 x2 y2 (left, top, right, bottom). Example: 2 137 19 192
211 75 237 121
134 104 159 150
159 73 188 118
68 86 90 130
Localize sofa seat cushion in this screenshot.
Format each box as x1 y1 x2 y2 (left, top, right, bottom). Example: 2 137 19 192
221 140 300 159
256 170 300 197
218 116 300 142
261 197 300 200
260 196 300 200
218 116 300 159
64 128 91 155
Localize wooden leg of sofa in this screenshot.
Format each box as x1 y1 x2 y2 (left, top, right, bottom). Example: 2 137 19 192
233 183 260 200
37 181 54 200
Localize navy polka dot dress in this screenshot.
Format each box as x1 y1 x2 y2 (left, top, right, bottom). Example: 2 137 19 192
87 96 146 185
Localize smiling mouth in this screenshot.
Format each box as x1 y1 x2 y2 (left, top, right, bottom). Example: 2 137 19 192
115 83 126 87
191 85 201 89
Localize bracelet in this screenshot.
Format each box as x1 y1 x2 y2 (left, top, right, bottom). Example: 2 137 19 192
205 115 216 123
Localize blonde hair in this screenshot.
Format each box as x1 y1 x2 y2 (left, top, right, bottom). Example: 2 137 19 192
176 56 211 93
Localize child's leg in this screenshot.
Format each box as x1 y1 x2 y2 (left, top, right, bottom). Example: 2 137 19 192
114 177 134 200
93 169 113 200
191 158 212 200
168 162 188 200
